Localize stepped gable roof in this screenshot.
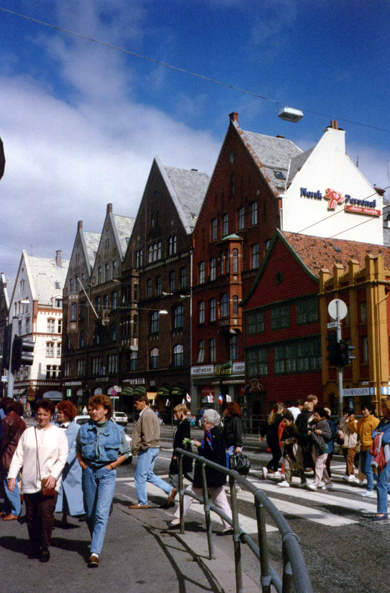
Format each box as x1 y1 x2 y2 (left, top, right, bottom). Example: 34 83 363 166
112 214 135 259
286 147 315 187
237 125 302 193
281 231 390 276
83 231 101 269
160 160 210 233
27 254 69 306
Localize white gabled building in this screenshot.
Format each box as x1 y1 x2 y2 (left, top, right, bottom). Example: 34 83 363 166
8 250 68 404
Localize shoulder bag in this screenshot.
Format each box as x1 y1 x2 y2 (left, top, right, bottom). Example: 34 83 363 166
34 428 56 497
228 453 251 476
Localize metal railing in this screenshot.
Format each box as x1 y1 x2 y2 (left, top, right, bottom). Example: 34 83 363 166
175 448 313 593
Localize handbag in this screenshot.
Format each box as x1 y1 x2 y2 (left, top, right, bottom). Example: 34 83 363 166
228 453 251 476
34 428 56 497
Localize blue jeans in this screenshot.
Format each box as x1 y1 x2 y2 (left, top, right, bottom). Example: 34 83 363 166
376 461 390 514
135 448 173 506
82 466 116 555
2 469 21 516
361 450 375 491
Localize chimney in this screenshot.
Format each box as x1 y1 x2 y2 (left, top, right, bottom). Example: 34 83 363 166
56 250 62 268
330 120 338 130
77 220 83 231
107 203 113 214
229 112 239 123
276 135 285 139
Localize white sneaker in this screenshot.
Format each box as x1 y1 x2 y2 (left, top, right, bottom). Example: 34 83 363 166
308 483 317 491
361 490 376 498
274 471 282 478
321 483 333 490
277 481 290 488
262 467 268 480
298 481 308 488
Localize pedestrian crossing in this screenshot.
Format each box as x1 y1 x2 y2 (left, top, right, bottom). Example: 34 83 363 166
120 461 382 534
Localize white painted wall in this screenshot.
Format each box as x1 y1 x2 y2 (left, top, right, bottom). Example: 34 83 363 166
282 127 383 245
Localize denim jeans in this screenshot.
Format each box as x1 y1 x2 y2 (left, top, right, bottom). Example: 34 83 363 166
82 466 116 555
135 448 173 506
376 460 390 514
2 469 21 516
361 450 375 491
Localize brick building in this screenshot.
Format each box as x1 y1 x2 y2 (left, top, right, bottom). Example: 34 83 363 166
0 273 14 396
242 230 390 419
122 157 209 415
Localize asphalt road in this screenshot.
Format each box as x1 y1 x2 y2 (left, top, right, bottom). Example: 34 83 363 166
1 429 390 593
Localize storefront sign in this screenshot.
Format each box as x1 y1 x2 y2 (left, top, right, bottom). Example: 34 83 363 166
191 365 214 376
300 187 380 216
123 378 146 385
215 365 232 376
343 387 376 397
64 381 82 387
232 362 245 374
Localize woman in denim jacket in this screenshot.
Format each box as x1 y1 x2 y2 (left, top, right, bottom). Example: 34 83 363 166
76 395 131 567
371 399 390 521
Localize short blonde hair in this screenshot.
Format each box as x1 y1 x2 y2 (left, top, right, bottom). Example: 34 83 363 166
173 404 188 415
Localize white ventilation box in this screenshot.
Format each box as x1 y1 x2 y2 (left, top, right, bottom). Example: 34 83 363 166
278 106 304 123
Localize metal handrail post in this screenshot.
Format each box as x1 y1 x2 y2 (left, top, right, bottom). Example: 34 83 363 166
282 541 294 593
178 453 185 534
255 495 271 593
229 475 243 593
201 463 214 560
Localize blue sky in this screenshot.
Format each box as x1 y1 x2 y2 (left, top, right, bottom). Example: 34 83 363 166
0 0 389 276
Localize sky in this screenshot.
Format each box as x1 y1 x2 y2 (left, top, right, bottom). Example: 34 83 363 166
1 0 390 278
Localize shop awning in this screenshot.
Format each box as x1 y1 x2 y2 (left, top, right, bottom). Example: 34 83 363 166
134 385 146 396
122 386 134 396
171 385 187 397
157 384 171 397
147 392 157 400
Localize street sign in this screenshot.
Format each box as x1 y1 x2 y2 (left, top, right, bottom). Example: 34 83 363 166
327 322 338 329
328 299 348 320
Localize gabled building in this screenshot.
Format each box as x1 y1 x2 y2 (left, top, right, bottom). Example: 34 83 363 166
122 157 209 414
9 250 68 404
0 273 15 395
242 230 390 419
63 204 134 408
62 220 100 405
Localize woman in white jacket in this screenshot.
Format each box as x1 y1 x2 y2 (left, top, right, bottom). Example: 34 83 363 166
8 399 68 562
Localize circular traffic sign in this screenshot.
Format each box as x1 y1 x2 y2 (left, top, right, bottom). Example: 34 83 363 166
328 299 348 320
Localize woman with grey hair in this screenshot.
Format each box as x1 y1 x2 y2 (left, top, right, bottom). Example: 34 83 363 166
168 408 233 535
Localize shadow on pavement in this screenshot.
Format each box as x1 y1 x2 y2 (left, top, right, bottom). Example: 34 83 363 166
0 535 30 556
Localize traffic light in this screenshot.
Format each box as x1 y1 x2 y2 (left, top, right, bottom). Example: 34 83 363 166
326 332 341 366
2 324 12 370
339 341 355 367
11 335 35 372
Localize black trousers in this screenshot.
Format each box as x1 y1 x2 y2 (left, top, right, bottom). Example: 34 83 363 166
24 491 58 552
266 442 282 472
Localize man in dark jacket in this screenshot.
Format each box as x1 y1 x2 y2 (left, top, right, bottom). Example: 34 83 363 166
0 400 26 520
307 406 332 491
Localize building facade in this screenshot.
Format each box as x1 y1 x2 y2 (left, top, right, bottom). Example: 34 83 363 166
0 273 15 396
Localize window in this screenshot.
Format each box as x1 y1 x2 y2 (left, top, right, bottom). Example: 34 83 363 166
169 270 175 293
296 297 319 325
362 336 368 363
150 312 159 334
274 337 321 375
46 365 60 379
250 201 258 226
220 294 229 318
69 278 74 293
57 343 62 357
150 348 159 369
197 340 205 363
209 338 216 362
360 303 367 323
64 361 71 379
104 294 109 311
26 317 31 334
133 314 138 336
180 267 187 289
225 251 230 274
81 274 85 287
112 291 117 310
153 243 158 261
96 297 101 313
111 323 116 342
230 334 238 360
79 331 84 348
92 357 102 376
108 354 118 375
147 279 153 298
251 244 260 269
134 283 138 302
237 207 245 231
233 295 239 316
247 347 268 377
168 236 177 256
199 301 205 324
271 305 290 330
98 267 102 284
210 258 217 281
222 213 229 236
174 305 184 329
46 342 54 357
55 298 62 308
47 319 55 333
248 310 265 334
156 276 162 296
112 260 117 278
199 262 205 284
77 359 86 378
105 263 110 282
130 352 138 371
173 344 184 367
232 249 238 273
211 218 218 241
76 276 79 290
210 298 216 322
71 303 77 321
221 254 225 275
148 245 153 264
135 250 143 268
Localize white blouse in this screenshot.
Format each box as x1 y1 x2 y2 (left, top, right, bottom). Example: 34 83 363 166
8 424 68 494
